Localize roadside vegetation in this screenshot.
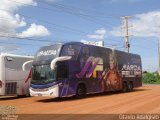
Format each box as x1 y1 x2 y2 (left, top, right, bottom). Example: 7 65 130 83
143 72 160 84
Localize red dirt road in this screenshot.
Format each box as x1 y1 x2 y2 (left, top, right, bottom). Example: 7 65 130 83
0 85 160 120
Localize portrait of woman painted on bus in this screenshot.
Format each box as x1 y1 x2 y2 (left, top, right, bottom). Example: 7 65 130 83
102 50 122 91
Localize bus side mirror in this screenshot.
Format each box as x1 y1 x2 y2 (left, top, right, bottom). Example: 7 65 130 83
22 60 34 71
50 56 71 70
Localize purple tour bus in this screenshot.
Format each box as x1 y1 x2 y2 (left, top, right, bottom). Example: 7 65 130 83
25 42 142 98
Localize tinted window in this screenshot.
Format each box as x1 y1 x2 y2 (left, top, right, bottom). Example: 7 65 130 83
57 62 68 80
31 64 56 85
60 45 81 60
81 46 89 57
78 46 90 69
93 47 106 57
36 44 62 61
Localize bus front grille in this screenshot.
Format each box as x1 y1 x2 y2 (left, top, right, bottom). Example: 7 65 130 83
5 82 17 95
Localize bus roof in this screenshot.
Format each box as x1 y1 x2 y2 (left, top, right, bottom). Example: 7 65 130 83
39 42 141 57
63 42 85 46
0 53 34 58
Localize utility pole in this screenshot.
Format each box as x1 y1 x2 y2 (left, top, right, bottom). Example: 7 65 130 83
158 39 160 74
121 16 131 53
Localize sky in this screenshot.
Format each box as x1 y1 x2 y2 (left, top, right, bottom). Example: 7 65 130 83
0 0 160 72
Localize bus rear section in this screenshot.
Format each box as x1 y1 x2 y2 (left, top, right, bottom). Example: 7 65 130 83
118 52 142 92
0 53 33 96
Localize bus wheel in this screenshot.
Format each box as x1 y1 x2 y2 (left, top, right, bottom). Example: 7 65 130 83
128 82 133 92
76 84 86 98
122 82 128 92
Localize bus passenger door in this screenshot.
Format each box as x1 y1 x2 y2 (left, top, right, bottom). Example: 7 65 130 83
56 61 69 97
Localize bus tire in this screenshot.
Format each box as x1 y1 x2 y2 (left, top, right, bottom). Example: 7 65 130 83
17 95 26 98
76 84 86 98
122 82 128 92
128 82 133 92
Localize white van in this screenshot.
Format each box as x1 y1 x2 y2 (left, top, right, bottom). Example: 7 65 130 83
0 53 33 96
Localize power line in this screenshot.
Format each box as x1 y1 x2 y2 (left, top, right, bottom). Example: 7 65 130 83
38 1 119 27
1 1 125 49
0 9 124 45
47 2 121 19
0 9 89 36
6 0 118 28
131 44 152 50
0 41 42 46
0 32 124 46
0 34 52 43
0 32 75 44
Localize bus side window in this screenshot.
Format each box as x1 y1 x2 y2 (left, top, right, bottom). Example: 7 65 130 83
81 46 89 60
57 62 68 80
61 45 81 60
79 46 89 68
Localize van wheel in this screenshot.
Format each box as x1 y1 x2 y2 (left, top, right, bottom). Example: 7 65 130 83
122 82 128 92
128 82 133 92
76 84 86 98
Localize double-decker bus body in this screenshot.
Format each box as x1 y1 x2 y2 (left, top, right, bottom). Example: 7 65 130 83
29 42 142 97
0 53 33 96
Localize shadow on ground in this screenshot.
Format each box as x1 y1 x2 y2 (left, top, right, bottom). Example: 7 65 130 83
36 88 151 103
0 88 151 102
0 95 30 101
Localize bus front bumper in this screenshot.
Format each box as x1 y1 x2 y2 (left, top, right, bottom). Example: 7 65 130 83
29 85 59 97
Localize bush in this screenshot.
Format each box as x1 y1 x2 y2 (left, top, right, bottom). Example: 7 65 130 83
143 72 160 84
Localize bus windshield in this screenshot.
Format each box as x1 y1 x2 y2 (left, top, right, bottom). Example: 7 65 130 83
31 64 56 85
35 44 62 61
